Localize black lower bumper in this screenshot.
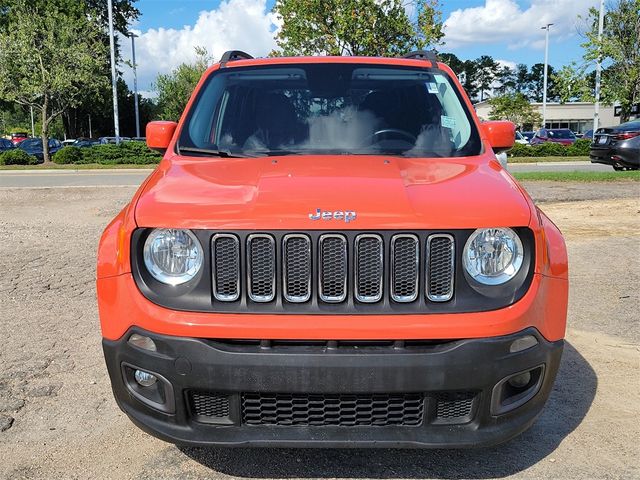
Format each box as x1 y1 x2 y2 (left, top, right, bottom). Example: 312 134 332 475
103 328 563 448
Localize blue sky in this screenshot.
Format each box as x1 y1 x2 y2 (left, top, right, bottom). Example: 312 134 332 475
124 0 599 94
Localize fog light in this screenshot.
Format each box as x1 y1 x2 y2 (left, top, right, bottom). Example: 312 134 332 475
507 371 531 389
128 334 157 352
134 369 157 387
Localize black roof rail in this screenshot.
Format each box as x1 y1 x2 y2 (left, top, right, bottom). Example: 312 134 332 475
403 50 438 63
219 50 254 68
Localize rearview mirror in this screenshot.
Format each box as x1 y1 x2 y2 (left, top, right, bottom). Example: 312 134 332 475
481 121 515 154
146 121 178 153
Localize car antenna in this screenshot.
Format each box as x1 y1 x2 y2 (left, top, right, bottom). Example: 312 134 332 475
403 50 438 64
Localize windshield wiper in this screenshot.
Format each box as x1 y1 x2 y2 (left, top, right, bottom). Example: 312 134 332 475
177 146 245 158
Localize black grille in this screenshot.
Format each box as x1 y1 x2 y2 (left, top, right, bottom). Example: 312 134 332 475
283 235 311 302
247 235 276 302
427 235 455 302
391 235 419 302
212 234 240 301
189 391 231 423
355 235 383 302
242 392 424 427
319 235 347 302
434 392 475 421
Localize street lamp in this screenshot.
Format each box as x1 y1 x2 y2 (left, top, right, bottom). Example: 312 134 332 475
107 0 120 144
127 32 140 138
593 0 605 132
541 23 553 129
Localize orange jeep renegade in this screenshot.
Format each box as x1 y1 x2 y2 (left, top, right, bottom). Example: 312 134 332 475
98 50 568 448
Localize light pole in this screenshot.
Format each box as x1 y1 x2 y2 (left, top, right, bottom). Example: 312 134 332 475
541 23 553 129
107 0 120 144
30 106 35 137
593 0 605 132
128 32 140 138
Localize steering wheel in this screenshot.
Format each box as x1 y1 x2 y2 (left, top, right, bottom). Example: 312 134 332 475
370 128 417 144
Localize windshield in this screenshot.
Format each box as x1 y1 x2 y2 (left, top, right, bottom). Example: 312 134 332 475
19 139 41 148
178 63 481 158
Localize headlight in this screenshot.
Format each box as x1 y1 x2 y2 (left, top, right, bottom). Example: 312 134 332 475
463 228 524 285
143 229 203 285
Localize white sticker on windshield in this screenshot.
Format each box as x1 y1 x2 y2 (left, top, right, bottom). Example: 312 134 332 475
427 82 438 94
441 115 456 129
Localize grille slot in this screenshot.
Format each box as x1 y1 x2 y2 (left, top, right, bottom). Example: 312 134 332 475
426 234 455 302
283 235 312 303
390 235 419 302
433 392 475 422
319 235 348 303
242 392 424 427
355 235 383 303
211 234 240 301
247 234 276 302
189 391 231 423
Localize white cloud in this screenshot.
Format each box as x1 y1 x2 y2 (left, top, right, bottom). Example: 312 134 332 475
120 0 277 94
443 0 598 50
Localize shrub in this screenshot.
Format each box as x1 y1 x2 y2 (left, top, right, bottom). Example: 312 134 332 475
533 141 567 157
566 138 591 156
508 143 534 157
0 148 38 165
82 142 162 165
52 146 84 164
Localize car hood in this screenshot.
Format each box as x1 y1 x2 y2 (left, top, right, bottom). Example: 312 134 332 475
135 154 532 230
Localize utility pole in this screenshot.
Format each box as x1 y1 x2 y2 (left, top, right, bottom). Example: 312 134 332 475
541 23 553 129
593 0 605 132
128 32 140 138
107 0 120 144
30 106 35 137
88 114 92 138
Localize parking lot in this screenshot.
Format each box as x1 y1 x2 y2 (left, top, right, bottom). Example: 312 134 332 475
0 180 638 479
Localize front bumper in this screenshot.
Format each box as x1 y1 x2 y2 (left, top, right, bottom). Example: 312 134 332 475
103 327 563 448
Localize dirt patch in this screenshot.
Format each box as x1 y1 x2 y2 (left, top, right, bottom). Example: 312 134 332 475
0 185 638 479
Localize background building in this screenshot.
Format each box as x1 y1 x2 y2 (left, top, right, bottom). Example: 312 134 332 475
474 101 620 133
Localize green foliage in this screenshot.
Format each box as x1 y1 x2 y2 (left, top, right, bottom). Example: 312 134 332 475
52 146 83 164
80 142 162 165
0 0 109 161
513 171 640 182
551 63 593 103
508 139 591 158
487 93 542 129
0 148 37 165
154 47 211 121
580 0 640 121
272 0 444 57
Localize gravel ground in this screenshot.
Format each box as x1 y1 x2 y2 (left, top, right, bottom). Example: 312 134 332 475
0 182 638 479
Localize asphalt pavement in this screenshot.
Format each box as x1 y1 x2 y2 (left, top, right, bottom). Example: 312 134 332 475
0 161 613 188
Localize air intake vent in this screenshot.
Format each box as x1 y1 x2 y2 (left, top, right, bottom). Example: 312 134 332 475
242 392 424 427
212 234 240 301
319 234 347 303
247 234 276 302
283 234 312 303
355 234 383 302
188 391 232 424
391 235 419 302
426 234 455 302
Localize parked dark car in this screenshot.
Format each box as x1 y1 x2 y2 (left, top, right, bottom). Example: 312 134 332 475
18 138 63 162
73 138 101 148
521 131 535 143
590 120 640 171
10 132 29 145
530 128 576 146
99 136 131 144
0 138 16 152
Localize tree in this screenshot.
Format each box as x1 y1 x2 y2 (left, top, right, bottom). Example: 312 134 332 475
488 93 542 129
154 47 212 122
527 63 557 102
272 0 444 57
580 0 640 122
551 63 592 103
514 64 530 94
494 65 516 96
0 1 108 162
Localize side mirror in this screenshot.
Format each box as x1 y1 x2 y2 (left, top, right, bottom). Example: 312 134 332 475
481 121 515 153
146 121 178 153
